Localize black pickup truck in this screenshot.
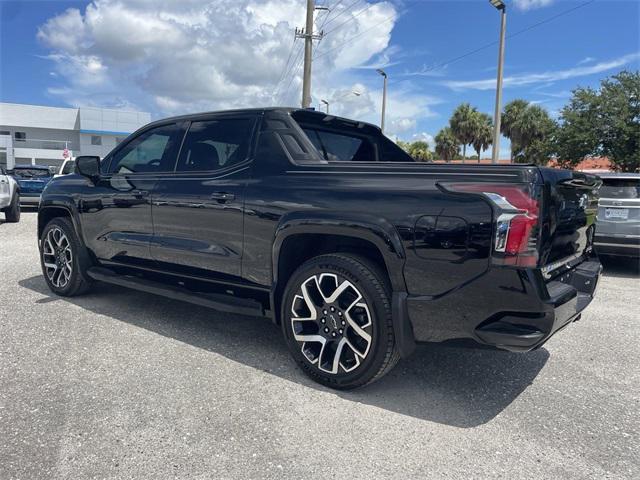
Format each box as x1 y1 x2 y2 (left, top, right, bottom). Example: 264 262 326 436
38 108 602 389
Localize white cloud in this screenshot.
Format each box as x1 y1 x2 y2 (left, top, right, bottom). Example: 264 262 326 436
578 56 596 65
443 53 640 91
36 0 426 129
512 0 555 11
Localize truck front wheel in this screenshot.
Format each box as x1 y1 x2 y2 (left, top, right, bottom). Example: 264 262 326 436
281 254 399 389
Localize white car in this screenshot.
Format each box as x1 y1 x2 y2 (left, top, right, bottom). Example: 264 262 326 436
0 166 20 222
54 158 76 177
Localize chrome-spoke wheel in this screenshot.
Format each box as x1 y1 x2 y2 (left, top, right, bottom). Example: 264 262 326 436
42 227 73 289
290 273 373 375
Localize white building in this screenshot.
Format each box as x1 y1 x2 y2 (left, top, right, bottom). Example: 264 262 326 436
0 102 151 170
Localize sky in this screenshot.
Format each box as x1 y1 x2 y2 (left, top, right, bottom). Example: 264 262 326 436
1 0 639 158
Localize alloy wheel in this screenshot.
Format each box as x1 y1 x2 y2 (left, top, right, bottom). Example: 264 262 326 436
290 273 373 375
42 227 73 289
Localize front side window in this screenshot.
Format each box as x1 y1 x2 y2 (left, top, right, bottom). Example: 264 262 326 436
108 123 182 174
176 118 254 172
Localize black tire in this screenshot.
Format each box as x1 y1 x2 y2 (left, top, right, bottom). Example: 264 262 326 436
4 192 20 223
40 217 93 297
281 253 400 390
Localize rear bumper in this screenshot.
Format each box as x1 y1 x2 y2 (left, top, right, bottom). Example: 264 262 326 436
400 255 602 354
594 234 640 257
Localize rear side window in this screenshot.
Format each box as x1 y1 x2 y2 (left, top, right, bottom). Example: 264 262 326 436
302 128 375 162
600 179 640 199
176 118 255 172
109 123 183 174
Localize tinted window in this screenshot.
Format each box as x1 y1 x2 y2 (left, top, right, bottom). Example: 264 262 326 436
303 128 372 162
176 118 254 172
109 123 182 174
12 168 51 178
600 179 640 199
61 160 75 175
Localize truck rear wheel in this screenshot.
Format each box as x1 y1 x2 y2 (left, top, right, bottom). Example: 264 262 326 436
40 217 93 297
4 192 20 223
281 254 399 390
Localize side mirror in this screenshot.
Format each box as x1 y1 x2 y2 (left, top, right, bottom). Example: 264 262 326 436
75 156 101 180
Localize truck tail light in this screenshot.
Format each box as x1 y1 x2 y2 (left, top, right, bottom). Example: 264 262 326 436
440 183 540 267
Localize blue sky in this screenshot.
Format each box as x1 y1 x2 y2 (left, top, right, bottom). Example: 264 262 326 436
1 0 639 157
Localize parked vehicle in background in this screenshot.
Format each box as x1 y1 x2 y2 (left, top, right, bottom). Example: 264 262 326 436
0 166 20 222
10 165 54 206
594 173 640 258
37 108 603 389
55 158 76 177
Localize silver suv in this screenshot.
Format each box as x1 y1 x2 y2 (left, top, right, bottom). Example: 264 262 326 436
594 173 640 258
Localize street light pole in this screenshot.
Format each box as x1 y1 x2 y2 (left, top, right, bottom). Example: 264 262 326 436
321 99 329 113
376 69 387 134
490 0 506 164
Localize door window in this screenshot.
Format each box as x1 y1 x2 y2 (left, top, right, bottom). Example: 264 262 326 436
176 118 255 172
108 123 183 174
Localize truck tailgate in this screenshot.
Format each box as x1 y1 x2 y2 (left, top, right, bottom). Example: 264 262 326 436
537 168 601 272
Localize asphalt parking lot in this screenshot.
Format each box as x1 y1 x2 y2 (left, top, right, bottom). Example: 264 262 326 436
1 211 638 479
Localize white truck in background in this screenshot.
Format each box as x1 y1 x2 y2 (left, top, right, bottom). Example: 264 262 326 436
0 166 20 222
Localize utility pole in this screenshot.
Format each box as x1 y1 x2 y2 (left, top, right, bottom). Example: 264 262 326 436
490 0 507 164
377 69 387 134
296 0 323 109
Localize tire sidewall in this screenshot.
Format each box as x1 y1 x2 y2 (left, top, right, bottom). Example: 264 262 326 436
281 255 392 389
40 218 87 296
6 192 20 222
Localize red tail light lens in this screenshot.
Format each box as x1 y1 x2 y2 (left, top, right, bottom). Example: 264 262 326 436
440 183 540 267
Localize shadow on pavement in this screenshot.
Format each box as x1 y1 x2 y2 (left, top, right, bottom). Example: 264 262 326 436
600 255 640 279
19 274 548 427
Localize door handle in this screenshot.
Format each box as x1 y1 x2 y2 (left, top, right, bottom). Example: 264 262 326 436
210 192 235 202
131 189 149 198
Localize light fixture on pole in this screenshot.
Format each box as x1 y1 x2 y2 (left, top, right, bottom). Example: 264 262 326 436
321 99 329 113
489 0 506 164
376 69 387 134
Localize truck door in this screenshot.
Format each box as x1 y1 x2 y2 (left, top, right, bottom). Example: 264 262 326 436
150 115 257 281
79 122 184 268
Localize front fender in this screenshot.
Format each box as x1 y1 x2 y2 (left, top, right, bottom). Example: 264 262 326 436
38 196 85 246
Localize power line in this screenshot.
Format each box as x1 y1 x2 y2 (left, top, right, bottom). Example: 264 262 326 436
273 36 299 98
314 11 397 61
322 1 377 37
401 0 596 77
322 0 361 29
279 44 305 104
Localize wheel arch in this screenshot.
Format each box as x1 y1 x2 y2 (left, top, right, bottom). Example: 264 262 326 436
270 213 407 325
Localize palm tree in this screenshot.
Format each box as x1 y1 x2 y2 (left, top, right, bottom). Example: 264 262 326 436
449 103 478 163
435 127 459 162
408 141 431 161
472 113 493 162
501 100 554 162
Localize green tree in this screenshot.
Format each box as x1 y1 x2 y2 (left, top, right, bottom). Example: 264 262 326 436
471 113 493 162
435 127 459 162
556 71 640 172
407 141 432 162
501 99 555 164
449 103 478 162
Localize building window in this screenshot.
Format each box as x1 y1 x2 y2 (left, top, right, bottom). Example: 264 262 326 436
14 132 26 142
91 135 102 146
0 131 10 136
115 136 126 145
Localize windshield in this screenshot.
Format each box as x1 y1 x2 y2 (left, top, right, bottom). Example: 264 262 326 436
12 168 52 179
61 160 76 175
599 178 640 199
